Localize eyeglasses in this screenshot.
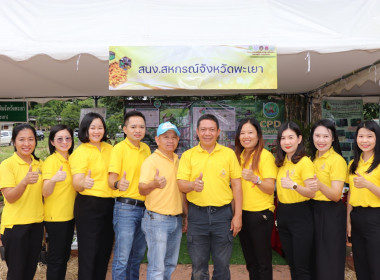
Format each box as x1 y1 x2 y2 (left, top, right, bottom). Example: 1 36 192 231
55 137 72 143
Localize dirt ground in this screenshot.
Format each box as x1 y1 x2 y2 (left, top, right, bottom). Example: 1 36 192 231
0 257 357 280
136 264 292 280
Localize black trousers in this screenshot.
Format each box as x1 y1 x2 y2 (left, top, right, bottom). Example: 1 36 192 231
45 219 75 280
312 200 346 280
239 209 274 280
277 201 313 280
74 194 115 280
187 202 233 280
1 222 44 280
351 206 380 280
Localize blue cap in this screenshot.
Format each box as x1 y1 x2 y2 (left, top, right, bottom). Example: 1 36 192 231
157 122 181 137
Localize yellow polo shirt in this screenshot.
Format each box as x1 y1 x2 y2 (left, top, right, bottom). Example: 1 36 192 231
348 155 380 207
313 148 347 201
241 149 277 212
69 142 113 198
140 149 182 215
108 138 151 200
0 153 44 234
42 152 76 222
277 156 315 204
177 143 241 207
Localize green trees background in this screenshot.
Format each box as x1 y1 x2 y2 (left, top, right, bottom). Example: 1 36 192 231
29 97 125 138
363 103 380 121
28 97 379 139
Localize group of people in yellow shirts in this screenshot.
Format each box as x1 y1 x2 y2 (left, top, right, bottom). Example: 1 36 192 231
0 111 379 280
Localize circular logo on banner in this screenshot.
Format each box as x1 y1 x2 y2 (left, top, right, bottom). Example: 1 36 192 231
153 100 161 108
263 102 279 118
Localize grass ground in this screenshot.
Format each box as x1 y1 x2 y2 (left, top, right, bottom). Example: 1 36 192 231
0 133 287 265
176 234 287 265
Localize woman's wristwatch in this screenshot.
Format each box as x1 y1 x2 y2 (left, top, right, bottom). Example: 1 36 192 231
255 177 262 185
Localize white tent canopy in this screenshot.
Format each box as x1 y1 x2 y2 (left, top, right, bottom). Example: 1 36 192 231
0 0 380 100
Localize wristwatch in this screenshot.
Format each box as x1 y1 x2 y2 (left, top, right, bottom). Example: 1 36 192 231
292 182 298 190
255 177 262 185
114 180 119 189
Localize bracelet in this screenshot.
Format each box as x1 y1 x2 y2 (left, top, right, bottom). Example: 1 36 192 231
114 180 119 189
255 177 262 185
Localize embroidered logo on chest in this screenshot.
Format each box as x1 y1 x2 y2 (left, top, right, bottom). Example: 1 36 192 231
220 169 227 178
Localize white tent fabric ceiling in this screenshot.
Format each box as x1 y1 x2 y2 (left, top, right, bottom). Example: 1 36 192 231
0 0 379 100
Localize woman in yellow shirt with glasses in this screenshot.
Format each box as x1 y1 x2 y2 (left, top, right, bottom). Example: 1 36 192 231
42 124 76 280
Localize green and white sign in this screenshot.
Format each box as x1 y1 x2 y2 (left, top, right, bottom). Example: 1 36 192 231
0 102 28 122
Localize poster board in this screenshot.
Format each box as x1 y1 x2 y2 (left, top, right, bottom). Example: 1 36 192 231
322 99 363 163
125 97 284 156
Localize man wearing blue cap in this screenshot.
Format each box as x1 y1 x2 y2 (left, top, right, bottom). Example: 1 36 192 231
139 122 185 280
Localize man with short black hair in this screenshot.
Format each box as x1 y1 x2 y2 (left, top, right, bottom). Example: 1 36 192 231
108 110 151 280
177 114 242 280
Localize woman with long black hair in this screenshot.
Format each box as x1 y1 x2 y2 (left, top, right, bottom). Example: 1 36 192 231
347 120 380 280
275 121 316 280
309 119 347 280
0 124 44 280
235 118 277 280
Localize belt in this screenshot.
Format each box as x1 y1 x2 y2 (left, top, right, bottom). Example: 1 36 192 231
190 202 230 211
116 197 145 207
147 210 181 217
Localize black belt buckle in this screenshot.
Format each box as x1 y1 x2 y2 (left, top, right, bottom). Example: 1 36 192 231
117 197 145 207
168 214 181 217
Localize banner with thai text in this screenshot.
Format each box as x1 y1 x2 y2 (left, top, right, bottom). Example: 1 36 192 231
0 101 27 122
109 45 277 90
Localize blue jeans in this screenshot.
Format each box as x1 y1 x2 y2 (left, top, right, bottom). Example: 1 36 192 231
112 201 146 280
187 202 233 280
142 211 182 280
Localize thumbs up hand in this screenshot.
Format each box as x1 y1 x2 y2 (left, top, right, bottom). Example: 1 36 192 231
281 170 296 189
154 169 167 189
242 165 259 185
23 165 39 185
353 172 367 189
52 165 67 183
193 173 204 192
306 174 319 191
118 171 130 191
84 170 94 189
